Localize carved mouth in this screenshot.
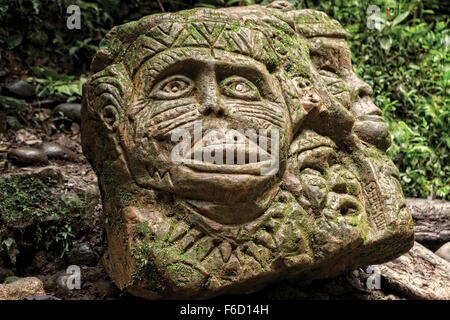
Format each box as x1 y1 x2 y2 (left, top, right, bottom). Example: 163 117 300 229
177 130 275 175
290 130 337 155
184 159 273 175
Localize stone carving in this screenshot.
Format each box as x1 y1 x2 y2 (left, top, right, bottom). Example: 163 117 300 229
81 1 414 299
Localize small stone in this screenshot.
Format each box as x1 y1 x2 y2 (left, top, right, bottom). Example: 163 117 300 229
90 280 120 299
7 146 49 166
38 141 76 161
31 98 61 109
2 79 35 98
6 115 21 130
435 242 450 262
66 242 98 267
54 103 81 122
0 277 46 300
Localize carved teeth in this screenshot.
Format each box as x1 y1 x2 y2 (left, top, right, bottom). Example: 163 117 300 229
188 130 270 165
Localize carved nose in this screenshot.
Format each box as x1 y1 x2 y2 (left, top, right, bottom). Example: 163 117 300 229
198 82 226 117
197 67 226 117
354 77 373 99
199 101 226 117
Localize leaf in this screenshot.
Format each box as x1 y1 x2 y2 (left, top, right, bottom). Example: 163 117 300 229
6 34 22 49
379 36 392 51
226 0 243 6
392 11 409 27
195 3 218 9
2 237 19 265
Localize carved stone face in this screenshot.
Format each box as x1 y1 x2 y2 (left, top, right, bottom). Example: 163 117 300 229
309 36 391 151
122 47 290 224
81 2 414 299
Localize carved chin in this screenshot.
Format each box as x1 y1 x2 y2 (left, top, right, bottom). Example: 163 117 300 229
353 120 391 151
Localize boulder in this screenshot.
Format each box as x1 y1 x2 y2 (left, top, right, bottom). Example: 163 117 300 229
54 103 81 122
0 277 45 300
7 146 49 166
2 79 35 98
435 242 450 262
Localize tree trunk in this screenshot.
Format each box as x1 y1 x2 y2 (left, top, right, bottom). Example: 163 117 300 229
406 198 450 250
379 241 450 300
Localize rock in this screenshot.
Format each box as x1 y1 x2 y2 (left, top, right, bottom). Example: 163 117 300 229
54 103 81 122
6 115 21 130
29 251 51 272
2 79 35 98
66 242 98 267
30 98 62 109
407 198 450 250
89 280 120 299
0 277 46 300
435 242 450 262
0 167 98 269
0 267 14 283
379 241 450 300
82 4 414 299
7 146 49 166
38 141 76 161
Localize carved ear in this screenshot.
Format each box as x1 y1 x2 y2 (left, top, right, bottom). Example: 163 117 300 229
102 105 119 131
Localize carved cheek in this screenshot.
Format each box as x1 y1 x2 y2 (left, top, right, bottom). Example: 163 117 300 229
132 99 200 141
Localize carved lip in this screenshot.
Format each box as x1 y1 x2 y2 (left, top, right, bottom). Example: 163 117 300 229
183 158 273 175
179 130 273 173
291 131 337 156
357 115 385 122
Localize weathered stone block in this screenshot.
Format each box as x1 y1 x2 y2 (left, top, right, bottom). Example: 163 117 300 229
81 1 414 299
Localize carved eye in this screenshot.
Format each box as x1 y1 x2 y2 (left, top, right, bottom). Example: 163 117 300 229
220 76 260 101
150 75 194 99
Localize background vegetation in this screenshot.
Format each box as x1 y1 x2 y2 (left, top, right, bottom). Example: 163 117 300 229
0 0 448 200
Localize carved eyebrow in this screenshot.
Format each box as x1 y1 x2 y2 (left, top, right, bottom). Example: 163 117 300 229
136 48 282 101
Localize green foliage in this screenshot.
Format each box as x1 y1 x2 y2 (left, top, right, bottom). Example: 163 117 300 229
0 1 106 73
0 95 30 123
0 172 90 263
29 67 86 102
